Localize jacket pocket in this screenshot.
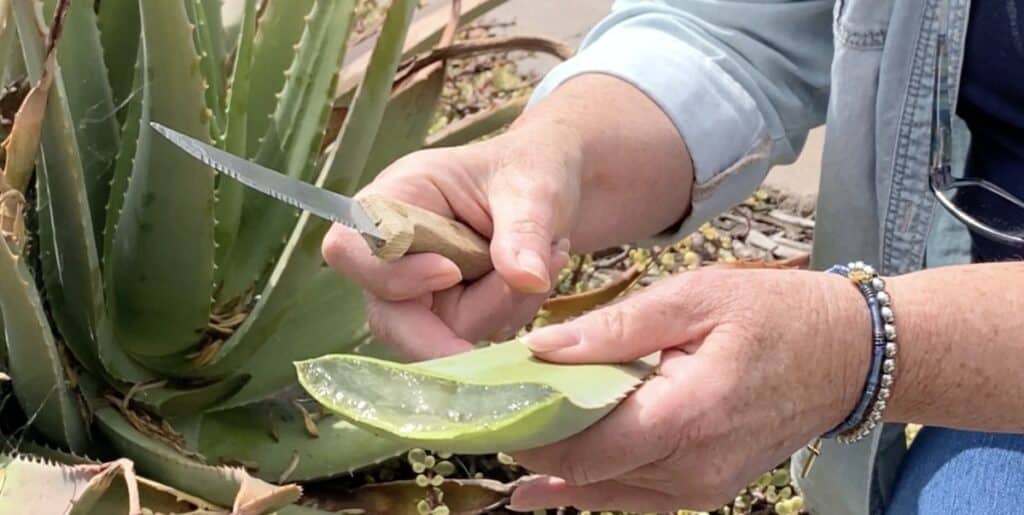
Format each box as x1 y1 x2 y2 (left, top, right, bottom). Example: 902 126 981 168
834 0 895 49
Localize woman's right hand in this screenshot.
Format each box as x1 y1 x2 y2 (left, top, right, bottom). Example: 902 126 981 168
321 121 583 361
321 75 694 361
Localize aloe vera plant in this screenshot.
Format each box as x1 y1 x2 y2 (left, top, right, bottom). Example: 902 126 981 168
0 0 618 511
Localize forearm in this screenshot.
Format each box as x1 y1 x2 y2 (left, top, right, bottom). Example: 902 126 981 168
508 74 694 253
882 262 1024 431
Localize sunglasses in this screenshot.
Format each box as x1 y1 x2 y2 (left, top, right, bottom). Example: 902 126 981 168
929 32 1024 247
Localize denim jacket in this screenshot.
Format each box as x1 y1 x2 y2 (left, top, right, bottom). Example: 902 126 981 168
528 0 975 513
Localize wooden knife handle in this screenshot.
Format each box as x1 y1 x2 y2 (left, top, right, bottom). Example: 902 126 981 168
356 193 492 281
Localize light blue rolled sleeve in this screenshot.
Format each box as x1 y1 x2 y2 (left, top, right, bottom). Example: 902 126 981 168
528 0 835 240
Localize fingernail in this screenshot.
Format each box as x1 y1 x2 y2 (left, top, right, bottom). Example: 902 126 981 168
525 324 579 352
428 264 463 290
553 249 571 270
506 503 537 513
555 237 571 254
517 249 550 289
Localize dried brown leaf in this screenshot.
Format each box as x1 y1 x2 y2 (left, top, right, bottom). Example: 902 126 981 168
231 474 302 515
542 265 642 324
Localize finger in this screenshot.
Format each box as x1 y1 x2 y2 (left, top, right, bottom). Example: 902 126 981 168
508 476 680 513
365 293 475 361
322 223 462 301
366 149 495 235
434 241 571 341
487 168 575 295
511 373 683 485
522 275 716 363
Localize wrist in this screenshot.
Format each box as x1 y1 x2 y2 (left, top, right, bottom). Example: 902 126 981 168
512 73 695 251
875 274 928 424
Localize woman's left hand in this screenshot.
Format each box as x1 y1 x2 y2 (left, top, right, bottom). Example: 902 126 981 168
508 266 871 512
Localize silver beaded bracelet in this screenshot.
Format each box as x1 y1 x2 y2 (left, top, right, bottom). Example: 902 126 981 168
803 262 899 477
828 261 898 444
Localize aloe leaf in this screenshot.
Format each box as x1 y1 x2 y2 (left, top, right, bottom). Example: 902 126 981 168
402 0 508 56
323 0 417 196
132 374 250 418
33 161 102 373
297 341 654 454
425 95 526 149
198 399 407 482
214 0 258 278
42 0 120 238
0 237 89 453
95 311 161 385
0 454 136 514
107 0 216 358
184 0 225 136
4 1 53 195
165 217 329 379
361 63 445 182
14 435 299 513
13 0 105 374
101 47 142 266
215 267 366 409
219 0 355 303
0 0 13 81
0 450 232 514
93 406 325 514
199 0 227 76
8 440 94 465
124 217 329 382
336 0 508 96
96 0 139 113
244 0 315 156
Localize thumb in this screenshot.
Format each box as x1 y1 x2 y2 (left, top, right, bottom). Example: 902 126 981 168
523 279 707 364
488 172 575 295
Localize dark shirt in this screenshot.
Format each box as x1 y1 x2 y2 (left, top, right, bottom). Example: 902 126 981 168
956 0 1024 261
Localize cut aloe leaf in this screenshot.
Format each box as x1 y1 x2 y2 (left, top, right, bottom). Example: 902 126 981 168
296 341 653 454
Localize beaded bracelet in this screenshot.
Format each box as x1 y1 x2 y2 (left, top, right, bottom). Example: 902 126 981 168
801 261 899 477
822 262 898 443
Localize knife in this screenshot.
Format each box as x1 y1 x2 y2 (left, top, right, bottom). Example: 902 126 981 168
149 122 492 281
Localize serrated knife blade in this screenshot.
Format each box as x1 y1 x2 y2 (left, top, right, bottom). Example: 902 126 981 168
149 122 384 249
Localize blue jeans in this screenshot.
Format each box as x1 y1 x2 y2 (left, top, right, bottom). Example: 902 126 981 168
885 427 1024 514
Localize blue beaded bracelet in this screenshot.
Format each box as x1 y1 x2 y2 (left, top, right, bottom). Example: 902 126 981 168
821 262 898 443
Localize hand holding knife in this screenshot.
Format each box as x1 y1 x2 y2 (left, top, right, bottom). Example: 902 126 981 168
149 122 493 281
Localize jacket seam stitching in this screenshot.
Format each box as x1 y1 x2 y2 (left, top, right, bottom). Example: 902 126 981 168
834 22 888 49
882 0 942 273
691 134 772 202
